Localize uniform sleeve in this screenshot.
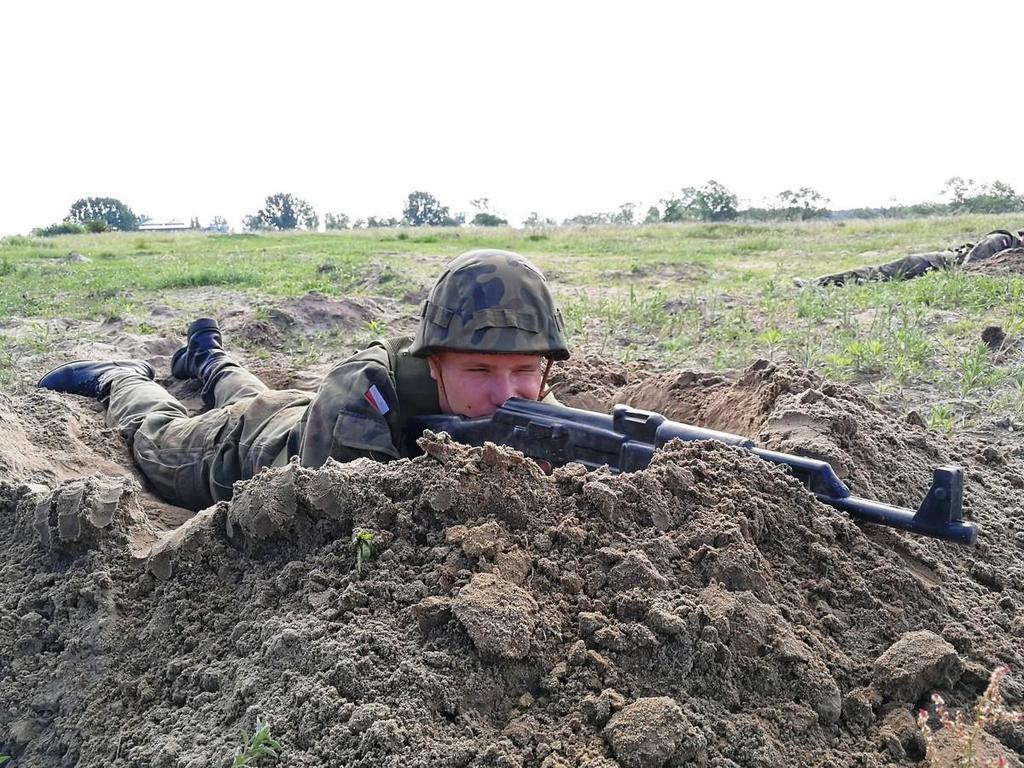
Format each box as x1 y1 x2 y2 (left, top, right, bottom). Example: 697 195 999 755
298 356 402 468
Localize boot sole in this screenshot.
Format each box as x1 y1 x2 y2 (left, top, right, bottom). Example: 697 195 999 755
186 317 220 335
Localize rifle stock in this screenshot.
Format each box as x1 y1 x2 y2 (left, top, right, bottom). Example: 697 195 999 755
407 398 977 546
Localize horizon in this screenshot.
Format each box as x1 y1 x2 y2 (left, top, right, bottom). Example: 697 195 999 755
26 181 1019 235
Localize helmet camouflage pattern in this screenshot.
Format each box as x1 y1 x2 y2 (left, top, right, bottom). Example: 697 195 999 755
410 249 570 360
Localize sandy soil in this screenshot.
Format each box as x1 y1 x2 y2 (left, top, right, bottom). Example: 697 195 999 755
2 302 1024 767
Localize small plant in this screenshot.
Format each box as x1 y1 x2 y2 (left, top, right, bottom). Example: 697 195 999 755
232 720 281 767
1010 367 1024 415
891 353 923 386
844 338 885 373
957 343 994 402
928 404 956 435
823 351 855 382
917 665 1023 767
795 286 832 321
798 336 823 370
353 529 376 574
0 754 11 765
757 327 785 361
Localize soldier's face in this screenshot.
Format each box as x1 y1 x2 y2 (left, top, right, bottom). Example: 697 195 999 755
428 352 546 417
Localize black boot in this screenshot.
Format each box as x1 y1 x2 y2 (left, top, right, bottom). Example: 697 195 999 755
171 318 226 380
38 360 155 398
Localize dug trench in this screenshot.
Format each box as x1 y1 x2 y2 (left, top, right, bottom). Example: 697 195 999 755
2 350 1024 767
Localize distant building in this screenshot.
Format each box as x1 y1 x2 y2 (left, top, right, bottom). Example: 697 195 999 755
138 218 191 232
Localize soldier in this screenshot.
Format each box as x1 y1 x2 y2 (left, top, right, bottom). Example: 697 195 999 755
796 228 1023 287
37 249 569 511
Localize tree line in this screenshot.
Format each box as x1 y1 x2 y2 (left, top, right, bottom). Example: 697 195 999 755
30 177 1024 236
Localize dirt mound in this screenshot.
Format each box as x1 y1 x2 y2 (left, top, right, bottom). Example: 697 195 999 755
966 247 1024 274
266 292 387 334
2 361 1024 767
0 389 137 486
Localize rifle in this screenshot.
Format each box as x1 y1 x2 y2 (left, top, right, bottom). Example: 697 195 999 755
407 398 977 546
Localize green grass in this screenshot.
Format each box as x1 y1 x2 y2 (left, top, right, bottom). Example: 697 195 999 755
4 215 1023 431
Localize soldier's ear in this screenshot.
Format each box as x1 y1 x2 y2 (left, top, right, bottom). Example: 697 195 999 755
427 354 442 382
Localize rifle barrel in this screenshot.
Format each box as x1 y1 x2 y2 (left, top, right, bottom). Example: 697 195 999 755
408 398 978 546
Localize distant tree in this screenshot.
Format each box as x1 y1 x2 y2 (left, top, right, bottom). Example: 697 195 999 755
324 212 351 230
562 212 612 226
84 219 110 233
939 177 1023 213
962 180 1023 214
522 212 557 228
661 188 696 222
775 187 831 220
471 212 508 226
939 177 978 208
643 205 661 224
205 215 231 233
690 180 738 222
609 203 636 226
468 198 506 226
364 216 401 228
657 182 739 222
988 180 1017 199
901 202 951 217
32 221 87 236
402 191 461 226
67 197 139 231
244 193 319 231
190 217 201 229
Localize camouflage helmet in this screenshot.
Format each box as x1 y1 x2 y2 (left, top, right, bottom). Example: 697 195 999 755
409 249 570 360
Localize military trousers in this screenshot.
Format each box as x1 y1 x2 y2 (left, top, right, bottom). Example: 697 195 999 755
105 366 312 511
813 251 956 287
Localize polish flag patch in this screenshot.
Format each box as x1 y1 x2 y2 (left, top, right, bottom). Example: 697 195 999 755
363 384 390 415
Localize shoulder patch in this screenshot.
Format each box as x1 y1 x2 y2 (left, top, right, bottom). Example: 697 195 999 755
363 384 391 415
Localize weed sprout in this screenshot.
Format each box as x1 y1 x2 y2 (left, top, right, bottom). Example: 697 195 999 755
232 720 281 767
353 529 376 574
918 665 1023 768
928 405 956 435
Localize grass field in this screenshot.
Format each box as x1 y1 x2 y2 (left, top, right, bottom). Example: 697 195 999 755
2 214 1023 434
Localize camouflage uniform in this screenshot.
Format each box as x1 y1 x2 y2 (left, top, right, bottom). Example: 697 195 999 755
102 249 568 511
812 250 960 287
811 229 1022 287
962 229 1022 266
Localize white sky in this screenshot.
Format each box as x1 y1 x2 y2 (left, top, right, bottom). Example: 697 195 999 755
2 0 1022 234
